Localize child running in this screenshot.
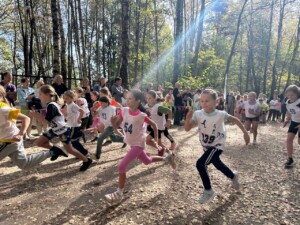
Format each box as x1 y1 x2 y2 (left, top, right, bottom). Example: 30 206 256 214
283 85 300 167
240 92 261 144
30 85 92 171
185 89 250 204
145 90 176 156
0 85 67 169
104 89 176 205
90 96 125 160
63 90 89 156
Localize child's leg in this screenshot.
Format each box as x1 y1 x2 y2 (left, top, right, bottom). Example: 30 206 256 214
70 127 89 156
1 141 50 170
252 121 259 141
95 126 113 158
196 148 219 190
210 149 234 179
244 120 251 131
35 135 53 149
163 127 175 144
287 133 295 158
63 143 88 161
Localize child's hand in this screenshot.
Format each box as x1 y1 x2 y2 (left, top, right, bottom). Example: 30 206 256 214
77 118 82 124
283 120 290 128
111 115 118 126
244 132 250 145
165 119 172 128
12 134 23 142
186 109 194 120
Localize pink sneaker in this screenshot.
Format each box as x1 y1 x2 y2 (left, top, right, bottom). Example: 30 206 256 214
170 142 177 150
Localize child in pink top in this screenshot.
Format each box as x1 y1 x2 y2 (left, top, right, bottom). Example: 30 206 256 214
104 89 176 205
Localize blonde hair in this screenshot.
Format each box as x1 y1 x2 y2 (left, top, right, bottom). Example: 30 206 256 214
63 90 76 100
40 85 64 105
75 87 84 94
0 85 9 104
248 91 257 98
53 74 63 83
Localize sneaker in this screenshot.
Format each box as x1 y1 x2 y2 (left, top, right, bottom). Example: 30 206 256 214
284 158 294 168
90 154 100 161
121 143 127 148
104 190 123 205
199 189 215 204
82 132 87 143
103 140 112 146
232 172 240 190
169 142 177 150
91 137 98 143
50 146 68 161
80 158 93 171
253 139 257 145
158 147 165 156
165 152 177 170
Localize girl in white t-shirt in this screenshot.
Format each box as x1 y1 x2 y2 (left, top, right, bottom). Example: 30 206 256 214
30 85 92 171
283 85 300 167
63 90 89 156
104 89 176 205
241 92 261 144
185 89 250 204
90 96 125 160
0 85 67 169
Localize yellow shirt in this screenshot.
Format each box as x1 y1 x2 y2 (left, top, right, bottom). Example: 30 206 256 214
0 102 20 142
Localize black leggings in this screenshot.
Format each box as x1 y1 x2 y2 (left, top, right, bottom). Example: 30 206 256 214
196 147 234 190
163 128 174 143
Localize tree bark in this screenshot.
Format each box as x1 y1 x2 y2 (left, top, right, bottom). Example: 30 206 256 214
133 0 141 84
58 1 67 80
119 0 130 88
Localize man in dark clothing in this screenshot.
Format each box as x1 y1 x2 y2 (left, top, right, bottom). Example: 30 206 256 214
173 82 184 126
0 72 17 105
111 77 124 104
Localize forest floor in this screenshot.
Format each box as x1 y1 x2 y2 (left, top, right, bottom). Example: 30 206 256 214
0 121 300 225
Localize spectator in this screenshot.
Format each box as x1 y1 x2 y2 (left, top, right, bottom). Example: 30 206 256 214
193 89 202 110
111 77 124 104
93 77 107 92
173 82 184 126
0 72 17 106
52 74 68 97
226 91 235 116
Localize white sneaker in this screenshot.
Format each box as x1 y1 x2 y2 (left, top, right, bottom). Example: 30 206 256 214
165 153 177 170
199 189 215 204
253 139 257 145
232 172 240 190
104 189 123 205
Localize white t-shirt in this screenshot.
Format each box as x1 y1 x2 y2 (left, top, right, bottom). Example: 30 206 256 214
145 103 166 131
192 109 229 151
120 107 149 148
96 105 116 128
269 99 278 110
66 102 81 127
286 98 300 123
78 98 90 118
242 101 260 118
0 102 20 142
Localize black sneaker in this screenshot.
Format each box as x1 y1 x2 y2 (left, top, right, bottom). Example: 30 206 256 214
80 158 93 171
285 158 294 168
82 132 87 143
91 137 98 143
50 146 68 161
103 140 112 146
121 143 127 148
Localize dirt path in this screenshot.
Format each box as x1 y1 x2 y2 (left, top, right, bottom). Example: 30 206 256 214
1 122 299 225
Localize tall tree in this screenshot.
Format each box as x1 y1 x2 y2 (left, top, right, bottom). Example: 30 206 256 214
50 0 61 75
120 0 130 88
173 0 183 84
58 1 67 80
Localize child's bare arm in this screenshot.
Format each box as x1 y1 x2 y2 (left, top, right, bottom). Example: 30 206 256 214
13 113 30 141
184 110 196 131
227 115 250 145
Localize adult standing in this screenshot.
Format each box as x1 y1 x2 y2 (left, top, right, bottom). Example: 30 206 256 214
93 77 107 92
0 72 17 106
17 77 35 139
111 77 124 104
226 91 236 116
173 82 184 126
52 74 68 97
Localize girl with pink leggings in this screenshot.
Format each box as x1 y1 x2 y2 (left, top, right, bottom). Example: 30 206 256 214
104 89 176 205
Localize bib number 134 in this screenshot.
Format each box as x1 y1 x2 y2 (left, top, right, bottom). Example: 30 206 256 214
124 122 133 134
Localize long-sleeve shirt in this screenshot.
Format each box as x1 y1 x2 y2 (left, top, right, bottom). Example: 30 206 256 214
111 83 124 103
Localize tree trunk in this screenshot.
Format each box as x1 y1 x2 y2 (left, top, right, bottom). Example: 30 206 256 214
173 0 184 84
51 0 61 76
222 0 248 94
119 0 130 88
262 0 274 94
270 0 286 99
58 1 67 80
141 0 148 81
192 0 205 71
285 16 300 91
77 0 87 77
133 0 141 84
153 0 160 83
